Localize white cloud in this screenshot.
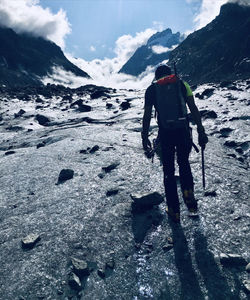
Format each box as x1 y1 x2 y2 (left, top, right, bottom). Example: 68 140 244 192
41 63 155 90
151 44 178 54
193 0 228 29
62 28 158 89
90 46 96 52
0 0 70 48
114 28 156 69
54 27 157 90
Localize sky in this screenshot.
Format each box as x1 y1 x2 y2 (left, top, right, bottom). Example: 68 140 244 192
0 0 246 88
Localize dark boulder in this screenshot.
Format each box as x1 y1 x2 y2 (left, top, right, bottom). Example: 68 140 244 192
220 253 247 266
219 127 233 137
71 258 90 277
120 101 131 110
78 104 92 112
35 114 50 126
68 272 82 291
201 88 215 98
106 103 113 109
200 110 218 119
14 109 26 118
57 169 74 183
102 162 120 173
70 99 91 112
106 189 119 197
5 151 16 156
90 90 109 99
131 192 164 210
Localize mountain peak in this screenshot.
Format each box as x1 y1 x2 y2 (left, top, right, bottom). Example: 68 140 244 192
119 28 183 76
220 1 250 15
168 0 250 84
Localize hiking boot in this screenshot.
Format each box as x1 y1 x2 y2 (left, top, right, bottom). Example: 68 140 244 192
183 189 198 213
166 206 180 223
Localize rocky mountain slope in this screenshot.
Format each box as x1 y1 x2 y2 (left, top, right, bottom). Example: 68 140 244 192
0 79 249 299
168 2 250 85
0 26 90 88
119 28 183 76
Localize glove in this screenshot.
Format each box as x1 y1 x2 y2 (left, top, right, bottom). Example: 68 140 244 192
198 131 208 149
141 132 152 157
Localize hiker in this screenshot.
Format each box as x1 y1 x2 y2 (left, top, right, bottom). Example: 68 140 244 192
141 65 208 223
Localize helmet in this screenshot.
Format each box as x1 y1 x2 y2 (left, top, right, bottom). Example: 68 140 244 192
155 65 172 80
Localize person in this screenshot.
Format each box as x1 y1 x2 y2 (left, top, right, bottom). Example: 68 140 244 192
141 64 208 223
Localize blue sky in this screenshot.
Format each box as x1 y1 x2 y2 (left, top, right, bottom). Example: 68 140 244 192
0 0 229 88
39 0 202 60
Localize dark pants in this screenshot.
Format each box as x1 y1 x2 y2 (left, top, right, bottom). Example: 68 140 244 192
159 126 193 213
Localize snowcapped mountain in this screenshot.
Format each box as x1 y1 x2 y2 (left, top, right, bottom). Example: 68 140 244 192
0 26 90 88
168 2 250 85
119 28 184 76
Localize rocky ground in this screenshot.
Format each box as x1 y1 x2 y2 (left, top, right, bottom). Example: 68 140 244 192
0 80 249 300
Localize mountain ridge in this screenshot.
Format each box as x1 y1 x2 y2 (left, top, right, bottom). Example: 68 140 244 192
119 28 184 76
0 26 90 87
168 2 250 85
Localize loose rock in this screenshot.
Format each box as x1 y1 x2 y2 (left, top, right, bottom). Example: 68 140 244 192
243 280 250 294
58 169 74 183
71 258 90 277
97 267 106 278
246 263 250 272
106 189 119 197
68 272 82 291
89 145 100 154
120 101 131 110
21 233 41 249
162 244 173 251
201 88 215 98
204 190 217 197
14 109 26 118
220 253 247 266
102 162 120 173
200 110 218 119
90 90 109 99
130 192 164 207
35 114 50 126
106 258 115 269
78 104 92 112
5 151 16 156
106 103 113 109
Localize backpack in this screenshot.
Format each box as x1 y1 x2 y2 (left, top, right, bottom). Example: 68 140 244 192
154 74 188 130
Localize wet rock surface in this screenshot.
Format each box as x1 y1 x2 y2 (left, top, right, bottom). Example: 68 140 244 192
0 81 249 299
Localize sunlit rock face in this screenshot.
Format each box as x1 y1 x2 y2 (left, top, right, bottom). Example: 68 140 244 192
169 2 250 85
0 26 90 88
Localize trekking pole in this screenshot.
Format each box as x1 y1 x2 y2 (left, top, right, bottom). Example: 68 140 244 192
192 142 199 153
201 147 206 189
173 61 177 75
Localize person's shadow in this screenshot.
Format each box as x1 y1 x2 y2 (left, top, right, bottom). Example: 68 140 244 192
131 204 163 243
169 220 205 300
193 227 237 299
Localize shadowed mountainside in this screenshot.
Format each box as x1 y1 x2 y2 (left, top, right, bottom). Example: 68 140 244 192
168 2 250 85
0 26 90 87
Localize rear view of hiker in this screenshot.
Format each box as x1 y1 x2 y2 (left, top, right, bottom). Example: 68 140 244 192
141 65 208 223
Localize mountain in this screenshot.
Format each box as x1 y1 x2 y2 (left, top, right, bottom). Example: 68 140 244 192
0 26 90 87
168 2 250 85
119 28 184 76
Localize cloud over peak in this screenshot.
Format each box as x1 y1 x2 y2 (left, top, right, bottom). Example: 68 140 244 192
0 0 71 48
